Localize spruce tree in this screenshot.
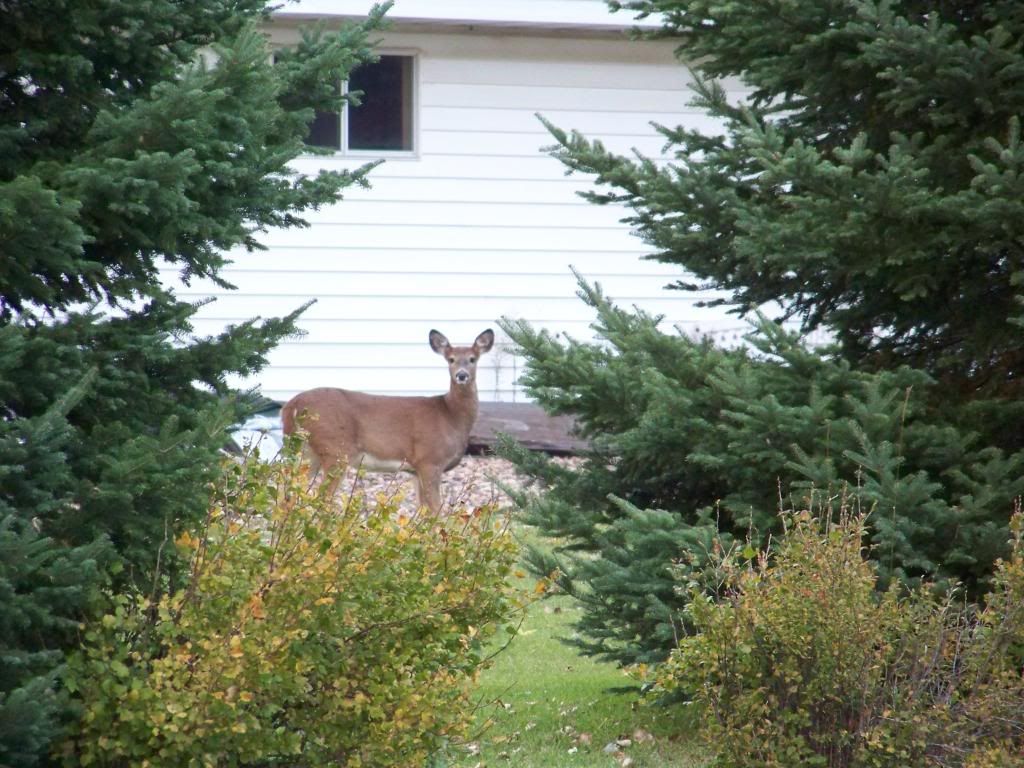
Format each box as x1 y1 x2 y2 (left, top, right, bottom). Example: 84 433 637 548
500 1 1024 665
0 2 387 762
555 0 1024 401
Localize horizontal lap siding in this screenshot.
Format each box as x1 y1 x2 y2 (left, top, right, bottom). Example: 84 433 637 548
181 24 744 402
197 248 676 273
258 222 640 252
178 294 735 324
176 271 701 298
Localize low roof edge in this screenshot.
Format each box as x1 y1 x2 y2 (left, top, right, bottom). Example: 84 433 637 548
271 1 664 36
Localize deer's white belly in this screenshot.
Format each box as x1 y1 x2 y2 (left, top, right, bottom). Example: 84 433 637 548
355 453 412 473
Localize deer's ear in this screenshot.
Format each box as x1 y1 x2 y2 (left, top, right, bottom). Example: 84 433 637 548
429 329 451 355
475 329 495 354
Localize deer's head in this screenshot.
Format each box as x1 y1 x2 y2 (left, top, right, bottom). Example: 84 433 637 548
430 329 495 388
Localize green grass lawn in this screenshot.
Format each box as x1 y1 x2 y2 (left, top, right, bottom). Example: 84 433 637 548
446 587 708 768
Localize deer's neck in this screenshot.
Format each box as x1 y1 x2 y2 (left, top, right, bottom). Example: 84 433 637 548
443 382 479 434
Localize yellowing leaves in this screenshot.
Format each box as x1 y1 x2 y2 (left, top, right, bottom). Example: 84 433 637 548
248 594 266 620
343 691 370 709
61 446 526 768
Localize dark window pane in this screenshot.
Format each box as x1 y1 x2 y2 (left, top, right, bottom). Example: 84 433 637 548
307 109 341 149
348 55 413 151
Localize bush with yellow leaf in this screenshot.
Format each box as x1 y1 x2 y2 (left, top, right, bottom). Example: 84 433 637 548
60 442 525 766
657 503 1024 768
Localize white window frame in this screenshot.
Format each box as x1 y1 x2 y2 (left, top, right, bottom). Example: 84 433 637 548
319 49 420 158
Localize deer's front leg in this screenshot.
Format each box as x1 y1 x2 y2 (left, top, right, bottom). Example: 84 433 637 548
415 467 444 514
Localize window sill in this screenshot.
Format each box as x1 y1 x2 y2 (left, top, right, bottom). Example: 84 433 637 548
300 149 420 161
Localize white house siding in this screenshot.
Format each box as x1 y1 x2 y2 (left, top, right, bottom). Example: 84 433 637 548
173 5 750 402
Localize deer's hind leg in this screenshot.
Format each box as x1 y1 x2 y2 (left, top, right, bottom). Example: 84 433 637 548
289 441 323 492
301 446 347 499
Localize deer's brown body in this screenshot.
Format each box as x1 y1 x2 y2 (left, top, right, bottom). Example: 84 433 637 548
281 329 494 512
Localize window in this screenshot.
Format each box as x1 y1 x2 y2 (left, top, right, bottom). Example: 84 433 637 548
306 54 415 153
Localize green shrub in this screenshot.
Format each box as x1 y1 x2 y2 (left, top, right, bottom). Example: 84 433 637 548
60 443 525 767
951 509 1024 768
500 292 1024 669
657 501 1024 768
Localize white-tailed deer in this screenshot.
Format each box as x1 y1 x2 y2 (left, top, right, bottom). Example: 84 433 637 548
280 329 495 513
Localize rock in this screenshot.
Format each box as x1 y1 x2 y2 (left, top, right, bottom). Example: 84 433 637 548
334 454 580 516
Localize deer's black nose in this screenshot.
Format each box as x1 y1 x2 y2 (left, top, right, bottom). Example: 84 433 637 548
455 370 470 384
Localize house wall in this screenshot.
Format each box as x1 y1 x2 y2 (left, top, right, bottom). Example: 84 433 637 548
173 16 750 402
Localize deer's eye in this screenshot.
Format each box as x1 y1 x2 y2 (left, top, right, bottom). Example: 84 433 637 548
469 357 476 363
448 357 455 364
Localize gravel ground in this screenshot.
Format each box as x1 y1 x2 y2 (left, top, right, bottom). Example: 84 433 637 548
336 454 541 515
